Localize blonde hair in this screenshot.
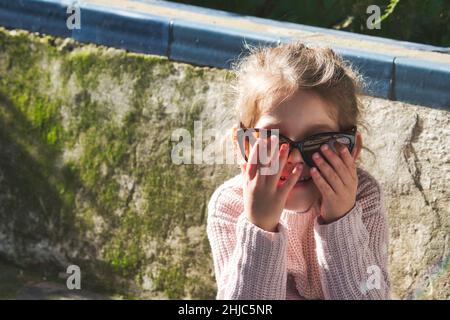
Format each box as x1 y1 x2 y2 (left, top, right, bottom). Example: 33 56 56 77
230 41 366 133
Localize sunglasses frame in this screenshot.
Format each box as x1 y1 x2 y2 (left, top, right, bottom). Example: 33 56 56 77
236 123 357 168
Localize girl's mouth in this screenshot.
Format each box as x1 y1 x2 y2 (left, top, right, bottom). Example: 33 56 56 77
280 175 312 185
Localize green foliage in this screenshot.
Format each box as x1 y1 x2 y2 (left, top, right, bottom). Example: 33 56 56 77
169 0 450 47
380 0 400 23
368 0 400 28
152 263 187 299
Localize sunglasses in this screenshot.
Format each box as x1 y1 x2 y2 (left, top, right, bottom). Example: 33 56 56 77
236 123 357 168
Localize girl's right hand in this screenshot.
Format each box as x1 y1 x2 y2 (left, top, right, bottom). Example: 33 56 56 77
241 136 303 232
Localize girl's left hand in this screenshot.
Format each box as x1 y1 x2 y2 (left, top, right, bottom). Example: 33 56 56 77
310 143 358 224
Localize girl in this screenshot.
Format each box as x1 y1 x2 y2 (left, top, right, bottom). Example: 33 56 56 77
206 42 390 300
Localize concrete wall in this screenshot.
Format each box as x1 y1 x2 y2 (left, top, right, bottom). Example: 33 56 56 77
0 28 448 299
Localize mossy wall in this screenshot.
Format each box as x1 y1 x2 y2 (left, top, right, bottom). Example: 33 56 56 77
0 27 237 298
0 27 448 299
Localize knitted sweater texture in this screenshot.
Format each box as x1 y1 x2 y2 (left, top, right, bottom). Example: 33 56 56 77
206 168 390 300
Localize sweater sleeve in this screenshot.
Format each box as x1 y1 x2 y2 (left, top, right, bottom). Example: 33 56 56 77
313 170 391 300
206 182 288 300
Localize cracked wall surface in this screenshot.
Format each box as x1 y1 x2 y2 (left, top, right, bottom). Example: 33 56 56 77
359 98 449 299
0 28 448 299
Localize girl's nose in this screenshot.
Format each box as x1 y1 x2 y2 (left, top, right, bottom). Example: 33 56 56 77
287 147 304 166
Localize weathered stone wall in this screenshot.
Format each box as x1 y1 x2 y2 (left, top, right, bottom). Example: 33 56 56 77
0 28 448 299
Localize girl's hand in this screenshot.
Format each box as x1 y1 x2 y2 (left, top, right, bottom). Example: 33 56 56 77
311 143 358 224
241 136 302 232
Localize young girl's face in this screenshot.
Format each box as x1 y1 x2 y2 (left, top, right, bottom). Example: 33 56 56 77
254 90 342 213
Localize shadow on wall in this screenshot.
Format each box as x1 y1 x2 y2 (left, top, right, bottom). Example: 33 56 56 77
0 92 132 296
0 27 238 299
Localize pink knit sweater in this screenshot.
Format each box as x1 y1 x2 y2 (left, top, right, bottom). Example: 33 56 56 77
206 168 390 300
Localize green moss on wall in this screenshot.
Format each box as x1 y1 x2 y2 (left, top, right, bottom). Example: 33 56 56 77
152 262 187 299
0 27 234 298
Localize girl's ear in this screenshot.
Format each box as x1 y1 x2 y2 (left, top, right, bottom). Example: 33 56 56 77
352 132 363 161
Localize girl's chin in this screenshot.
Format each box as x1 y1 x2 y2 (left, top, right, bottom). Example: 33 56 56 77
284 201 315 212
284 189 319 212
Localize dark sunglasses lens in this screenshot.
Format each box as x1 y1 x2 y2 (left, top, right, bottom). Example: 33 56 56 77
238 129 354 165
278 136 291 148
302 135 353 166
238 130 275 161
302 145 321 167
331 137 353 153
241 133 256 160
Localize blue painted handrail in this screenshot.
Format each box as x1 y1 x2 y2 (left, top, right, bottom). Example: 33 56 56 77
0 0 448 110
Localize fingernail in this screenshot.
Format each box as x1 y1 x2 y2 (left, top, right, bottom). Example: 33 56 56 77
313 152 320 159
321 144 328 151
311 167 317 174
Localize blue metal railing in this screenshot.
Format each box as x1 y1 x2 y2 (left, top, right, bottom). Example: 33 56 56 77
0 0 449 110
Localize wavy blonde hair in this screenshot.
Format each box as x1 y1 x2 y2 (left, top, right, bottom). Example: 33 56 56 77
229 41 367 135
